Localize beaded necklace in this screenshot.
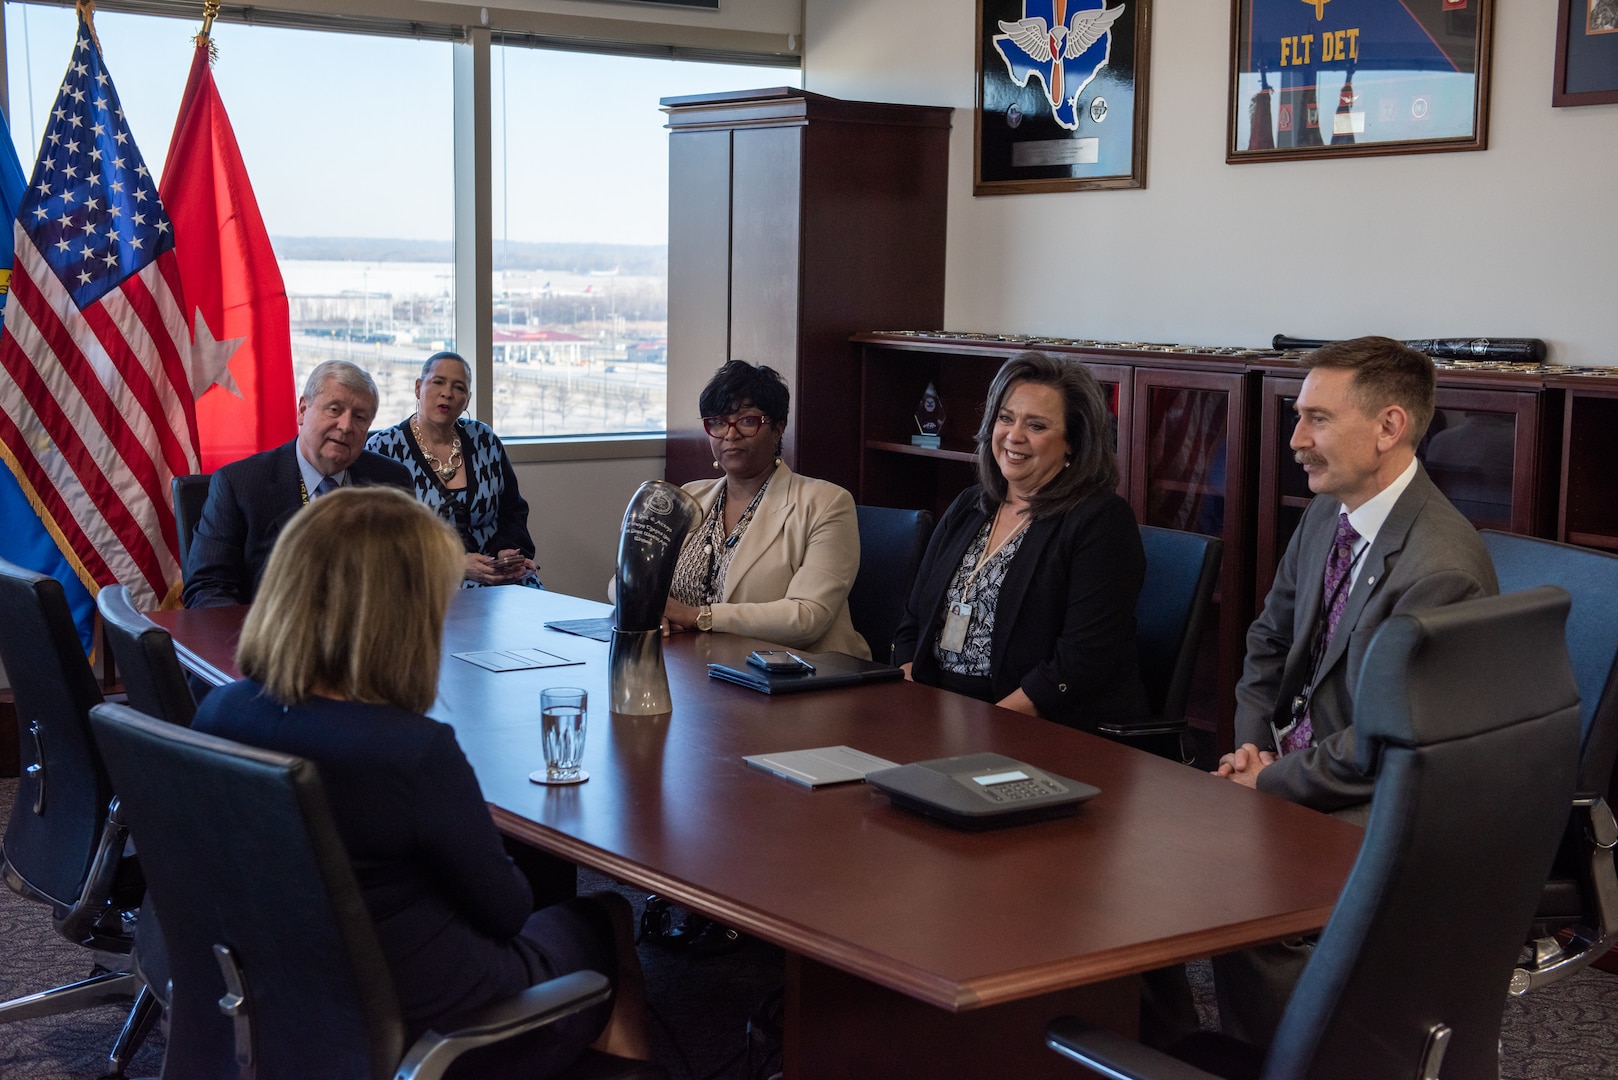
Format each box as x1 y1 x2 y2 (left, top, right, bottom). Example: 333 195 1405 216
410 414 463 482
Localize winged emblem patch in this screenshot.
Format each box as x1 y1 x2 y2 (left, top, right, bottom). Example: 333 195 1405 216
993 1 1125 130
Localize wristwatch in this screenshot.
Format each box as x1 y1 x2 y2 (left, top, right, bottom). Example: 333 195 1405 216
696 604 713 632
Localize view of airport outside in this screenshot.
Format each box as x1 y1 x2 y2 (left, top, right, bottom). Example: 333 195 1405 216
4 4 796 440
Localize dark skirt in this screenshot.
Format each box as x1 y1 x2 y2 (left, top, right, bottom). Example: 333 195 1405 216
931 667 996 704
440 897 616 1079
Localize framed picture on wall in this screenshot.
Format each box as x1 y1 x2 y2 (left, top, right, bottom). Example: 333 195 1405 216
974 0 1151 195
1554 0 1618 105
1227 0 1493 163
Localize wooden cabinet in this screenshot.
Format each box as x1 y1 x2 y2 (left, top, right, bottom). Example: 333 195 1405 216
662 89 951 492
857 335 1252 750
1253 368 1556 605
1131 368 1250 746
858 333 1575 756
856 336 1132 518
1546 373 1618 553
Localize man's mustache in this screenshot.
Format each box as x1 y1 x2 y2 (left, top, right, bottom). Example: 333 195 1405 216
1294 451 1327 467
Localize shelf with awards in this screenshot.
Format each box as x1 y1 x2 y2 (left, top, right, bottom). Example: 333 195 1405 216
856 333 1246 749
856 335 1134 519
858 332 1586 756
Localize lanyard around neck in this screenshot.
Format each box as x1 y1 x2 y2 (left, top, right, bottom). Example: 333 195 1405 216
961 506 1031 599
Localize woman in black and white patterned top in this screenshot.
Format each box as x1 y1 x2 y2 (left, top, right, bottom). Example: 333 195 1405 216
366 352 540 588
893 351 1149 732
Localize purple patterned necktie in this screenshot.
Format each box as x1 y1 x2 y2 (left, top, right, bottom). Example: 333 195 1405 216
1281 512 1362 754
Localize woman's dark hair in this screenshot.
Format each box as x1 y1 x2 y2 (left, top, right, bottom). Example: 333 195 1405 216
974 351 1120 519
420 351 470 381
698 361 790 429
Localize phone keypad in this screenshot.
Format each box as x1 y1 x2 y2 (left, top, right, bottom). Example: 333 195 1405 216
982 777 1067 802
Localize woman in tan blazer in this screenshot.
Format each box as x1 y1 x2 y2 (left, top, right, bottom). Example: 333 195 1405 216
663 362 869 659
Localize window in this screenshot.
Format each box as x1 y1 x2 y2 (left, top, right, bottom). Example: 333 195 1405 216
6 5 454 430
488 45 796 438
5 3 797 445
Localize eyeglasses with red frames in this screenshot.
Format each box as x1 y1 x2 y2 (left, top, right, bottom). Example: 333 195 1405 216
702 414 771 438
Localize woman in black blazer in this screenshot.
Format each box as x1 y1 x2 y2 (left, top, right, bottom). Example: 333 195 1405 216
191 487 650 1076
893 351 1150 732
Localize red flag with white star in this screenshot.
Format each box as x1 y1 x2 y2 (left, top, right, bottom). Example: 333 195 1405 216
161 38 295 472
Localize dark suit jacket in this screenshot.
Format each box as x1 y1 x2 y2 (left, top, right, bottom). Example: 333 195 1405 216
893 485 1150 732
1236 462 1497 816
182 440 412 608
191 682 550 1029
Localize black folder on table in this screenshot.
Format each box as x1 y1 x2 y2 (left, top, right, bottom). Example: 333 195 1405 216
707 651 904 695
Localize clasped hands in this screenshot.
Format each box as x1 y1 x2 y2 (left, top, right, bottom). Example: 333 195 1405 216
1213 743 1276 789
465 549 535 586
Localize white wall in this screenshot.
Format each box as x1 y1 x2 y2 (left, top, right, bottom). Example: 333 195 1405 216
804 0 1618 367
512 454 665 599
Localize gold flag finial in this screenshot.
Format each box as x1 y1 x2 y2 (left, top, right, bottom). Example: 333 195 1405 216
74 1 103 52
194 0 221 62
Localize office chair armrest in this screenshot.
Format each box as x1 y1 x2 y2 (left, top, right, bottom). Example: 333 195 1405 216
1045 1018 1222 1080
1576 795 1618 850
55 798 134 950
394 969 612 1080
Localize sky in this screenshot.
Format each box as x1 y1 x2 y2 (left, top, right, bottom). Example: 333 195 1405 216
3 3 796 247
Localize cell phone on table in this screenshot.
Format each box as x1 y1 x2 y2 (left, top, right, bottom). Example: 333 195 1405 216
747 650 814 674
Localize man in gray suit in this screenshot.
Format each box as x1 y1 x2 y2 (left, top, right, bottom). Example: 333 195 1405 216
1211 335 1497 1044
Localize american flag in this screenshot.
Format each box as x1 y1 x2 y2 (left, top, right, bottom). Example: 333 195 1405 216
0 16 199 613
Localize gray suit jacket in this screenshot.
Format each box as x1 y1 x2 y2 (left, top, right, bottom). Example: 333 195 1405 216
1235 463 1497 815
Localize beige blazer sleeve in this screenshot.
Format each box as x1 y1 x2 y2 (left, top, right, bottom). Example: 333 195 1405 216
687 465 869 658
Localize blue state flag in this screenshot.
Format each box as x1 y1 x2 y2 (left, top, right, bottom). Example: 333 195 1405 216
0 110 97 655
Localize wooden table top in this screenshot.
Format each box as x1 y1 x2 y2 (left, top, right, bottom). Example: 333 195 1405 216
152 587 1363 1012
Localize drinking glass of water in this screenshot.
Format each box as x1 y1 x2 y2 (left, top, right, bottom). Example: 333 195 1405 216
532 687 588 785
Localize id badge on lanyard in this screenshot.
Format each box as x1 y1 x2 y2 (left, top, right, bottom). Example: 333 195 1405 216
939 602 972 653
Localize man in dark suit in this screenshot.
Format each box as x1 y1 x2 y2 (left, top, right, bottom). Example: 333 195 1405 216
183 360 412 608
1211 336 1498 1044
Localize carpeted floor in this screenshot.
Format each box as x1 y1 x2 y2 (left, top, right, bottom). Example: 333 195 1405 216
3 775 1617 1079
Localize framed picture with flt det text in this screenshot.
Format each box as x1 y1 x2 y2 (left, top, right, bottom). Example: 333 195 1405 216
1227 0 1494 163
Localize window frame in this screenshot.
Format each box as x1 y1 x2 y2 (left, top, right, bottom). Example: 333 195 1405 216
1 0 801 459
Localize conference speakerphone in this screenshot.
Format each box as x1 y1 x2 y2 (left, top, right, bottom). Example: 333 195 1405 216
866 752 1099 829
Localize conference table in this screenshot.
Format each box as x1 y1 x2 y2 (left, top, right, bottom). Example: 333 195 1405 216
152 586 1364 1077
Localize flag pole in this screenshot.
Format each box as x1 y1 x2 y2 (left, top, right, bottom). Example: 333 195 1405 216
74 0 102 51
195 0 220 60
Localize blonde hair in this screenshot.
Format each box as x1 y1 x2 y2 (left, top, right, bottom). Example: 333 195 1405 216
237 487 463 713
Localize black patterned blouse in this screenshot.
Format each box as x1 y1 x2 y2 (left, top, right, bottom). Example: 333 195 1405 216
366 418 539 588
932 518 1028 676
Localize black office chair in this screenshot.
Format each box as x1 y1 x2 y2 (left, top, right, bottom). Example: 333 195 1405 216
1046 587 1582 1080
171 473 212 574
94 583 196 1055
1480 530 1618 993
97 585 197 727
89 702 660 1080
0 557 146 1061
850 505 935 664
1097 526 1221 761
